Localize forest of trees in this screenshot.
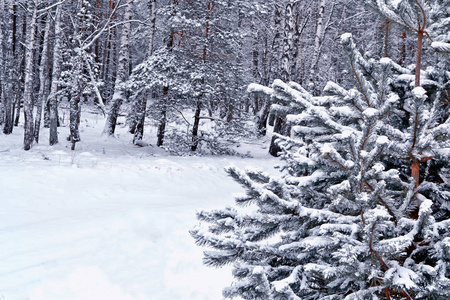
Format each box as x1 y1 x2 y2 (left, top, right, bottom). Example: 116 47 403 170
0 0 446 155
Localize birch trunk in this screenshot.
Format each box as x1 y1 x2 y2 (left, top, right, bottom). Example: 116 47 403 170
270 0 299 156
23 3 38 150
34 13 51 144
69 91 81 150
280 0 299 82
13 6 25 128
103 0 134 136
308 0 325 93
48 5 63 146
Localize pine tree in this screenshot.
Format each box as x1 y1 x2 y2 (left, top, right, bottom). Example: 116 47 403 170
191 33 450 299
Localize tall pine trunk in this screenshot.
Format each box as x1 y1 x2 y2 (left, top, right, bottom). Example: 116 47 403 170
398 30 407 65
409 1 426 189
191 1 213 152
410 29 424 188
191 101 202 151
154 0 178 147
156 87 168 147
132 0 157 143
103 0 134 136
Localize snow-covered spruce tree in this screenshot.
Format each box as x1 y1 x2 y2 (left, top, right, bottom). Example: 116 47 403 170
190 33 450 299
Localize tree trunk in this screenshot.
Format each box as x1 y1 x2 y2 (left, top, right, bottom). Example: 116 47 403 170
69 92 81 150
398 30 407 65
415 30 423 88
382 0 389 58
94 0 102 63
132 0 157 142
256 98 270 135
156 109 167 147
280 0 299 82
269 4 283 83
410 30 424 187
34 13 51 144
13 6 26 128
191 1 213 151
156 92 167 147
0 0 13 135
132 90 148 144
103 0 134 136
48 5 63 146
147 0 157 59
383 18 389 57
308 0 325 93
269 116 284 156
23 3 38 151
270 1 299 156
71 0 87 150
0 0 4 127
191 101 202 151
252 30 260 114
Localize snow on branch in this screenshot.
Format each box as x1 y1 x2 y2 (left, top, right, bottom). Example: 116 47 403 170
431 41 450 53
247 83 273 96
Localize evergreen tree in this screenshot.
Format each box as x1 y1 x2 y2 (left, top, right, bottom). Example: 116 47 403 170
191 33 450 299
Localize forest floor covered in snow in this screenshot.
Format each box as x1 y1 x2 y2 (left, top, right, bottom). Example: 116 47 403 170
0 109 279 300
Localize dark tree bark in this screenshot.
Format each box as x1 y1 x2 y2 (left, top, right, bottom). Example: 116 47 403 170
132 0 157 143
14 6 26 128
2 2 14 135
103 0 134 136
191 1 213 151
156 92 167 147
191 101 202 151
268 116 284 157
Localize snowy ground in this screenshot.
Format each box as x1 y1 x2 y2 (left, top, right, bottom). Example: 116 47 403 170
0 110 278 300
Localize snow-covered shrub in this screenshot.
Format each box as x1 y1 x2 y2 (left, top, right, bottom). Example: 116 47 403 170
191 33 450 299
